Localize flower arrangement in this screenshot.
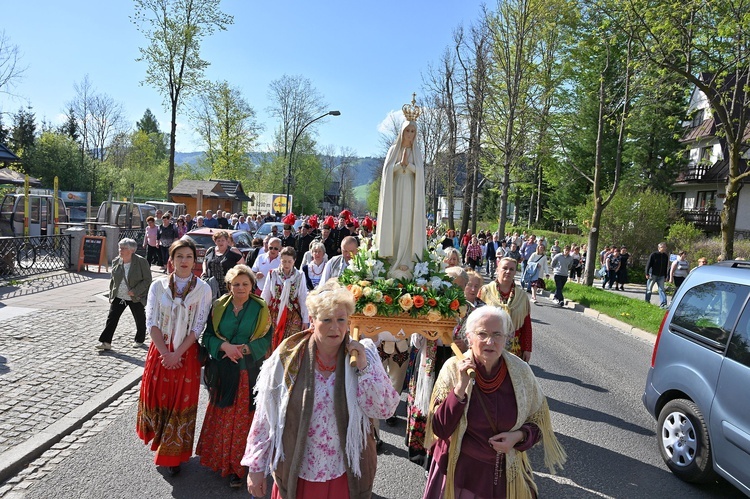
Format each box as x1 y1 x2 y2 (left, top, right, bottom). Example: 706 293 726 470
338 245 467 321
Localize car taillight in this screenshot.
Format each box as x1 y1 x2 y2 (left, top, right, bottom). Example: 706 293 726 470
651 310 670 368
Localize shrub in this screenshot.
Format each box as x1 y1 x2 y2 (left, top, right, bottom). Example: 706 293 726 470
667 220 703 252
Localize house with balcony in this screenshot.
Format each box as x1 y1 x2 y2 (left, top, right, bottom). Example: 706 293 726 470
674 78 750 236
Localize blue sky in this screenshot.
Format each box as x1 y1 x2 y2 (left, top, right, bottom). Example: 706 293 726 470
1 0 487 158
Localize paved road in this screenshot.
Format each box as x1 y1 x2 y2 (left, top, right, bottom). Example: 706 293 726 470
4 293 744 498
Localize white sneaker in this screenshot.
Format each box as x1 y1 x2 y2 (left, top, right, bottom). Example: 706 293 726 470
132 342 144 348
96 342 112 351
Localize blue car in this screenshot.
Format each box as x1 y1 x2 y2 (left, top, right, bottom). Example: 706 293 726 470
643 260 750 495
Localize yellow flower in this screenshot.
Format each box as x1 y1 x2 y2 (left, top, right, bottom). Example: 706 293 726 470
459 304 468 318
362 302 378 317
399 293 414 311
359 280 371 287
426 309 443 322
350 284 363 300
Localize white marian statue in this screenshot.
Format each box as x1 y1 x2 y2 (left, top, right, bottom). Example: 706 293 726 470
374 95 427 279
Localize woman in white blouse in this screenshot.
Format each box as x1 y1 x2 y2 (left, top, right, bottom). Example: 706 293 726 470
243 280 400 499
135 239 212 476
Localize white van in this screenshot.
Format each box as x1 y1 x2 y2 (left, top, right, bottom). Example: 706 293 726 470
0 193 69 237
146 201 186 218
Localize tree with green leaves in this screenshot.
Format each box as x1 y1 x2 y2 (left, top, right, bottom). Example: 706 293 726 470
59 107 79 141
136 108 161 135
191 80 261 181
625 0 750 259
132 0 233 197
24 132 94 192
553 0 634 285
10 106 36 156
575 187 678 262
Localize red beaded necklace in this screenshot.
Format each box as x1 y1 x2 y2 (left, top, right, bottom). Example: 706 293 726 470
315 351 336 372
475 359 507 394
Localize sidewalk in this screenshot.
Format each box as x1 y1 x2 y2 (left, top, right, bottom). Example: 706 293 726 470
0 269 161 483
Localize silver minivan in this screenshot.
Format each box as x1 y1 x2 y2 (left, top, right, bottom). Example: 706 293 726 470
643 261 750 495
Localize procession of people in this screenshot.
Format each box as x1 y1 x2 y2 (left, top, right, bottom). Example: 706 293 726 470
119 97 566 498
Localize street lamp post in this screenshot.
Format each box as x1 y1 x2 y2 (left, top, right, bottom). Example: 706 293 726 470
286 110 341 215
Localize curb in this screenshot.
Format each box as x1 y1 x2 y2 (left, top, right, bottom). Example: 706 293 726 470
536 289 656 344
0 366 144 483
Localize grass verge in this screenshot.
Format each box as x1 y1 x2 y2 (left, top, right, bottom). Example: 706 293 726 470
546 280 666 334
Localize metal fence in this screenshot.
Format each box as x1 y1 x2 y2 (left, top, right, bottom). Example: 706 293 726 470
120 228 147 257
0 235 72 280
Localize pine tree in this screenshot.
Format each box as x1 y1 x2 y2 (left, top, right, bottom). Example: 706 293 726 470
59 106 79 141
136 108 160 134
10 106 36 156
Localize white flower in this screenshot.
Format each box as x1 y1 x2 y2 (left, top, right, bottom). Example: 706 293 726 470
349 261 360 273
372 261 385 277
415 278 428 286
414 262 429 278
430 276 444 290
439 262 447 271
363 286 374 297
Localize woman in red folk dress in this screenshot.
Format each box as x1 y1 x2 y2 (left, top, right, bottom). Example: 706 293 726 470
196 265 271 488
261 247 309 351
136 239 212 476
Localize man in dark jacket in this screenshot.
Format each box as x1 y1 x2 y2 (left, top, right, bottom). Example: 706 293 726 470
485 234 498 275
645 242 669 308
294 223 315 268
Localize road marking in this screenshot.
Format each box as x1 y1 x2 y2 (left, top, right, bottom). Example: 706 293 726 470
534 471 617 498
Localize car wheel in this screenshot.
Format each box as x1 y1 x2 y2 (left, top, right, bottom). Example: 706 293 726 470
657 398 716 483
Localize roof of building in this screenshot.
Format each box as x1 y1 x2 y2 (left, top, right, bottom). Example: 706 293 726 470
170 180 230 199
680 117 716 143
171 178 253 202
209 179 251 202
0 143 20 162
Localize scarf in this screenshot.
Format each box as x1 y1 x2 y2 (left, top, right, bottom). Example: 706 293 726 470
270 269 303 349
253 329 376 498
479 282 529 333
155 274 203 348
204 293 271 409
425 351 567 499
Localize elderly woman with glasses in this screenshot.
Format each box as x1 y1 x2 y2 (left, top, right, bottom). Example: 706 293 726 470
423 306 566 499
243 281 400 499
97 238 152 350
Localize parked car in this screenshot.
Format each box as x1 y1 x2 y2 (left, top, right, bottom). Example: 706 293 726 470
254 222 296 238
180 227 254 276
643 260 750 495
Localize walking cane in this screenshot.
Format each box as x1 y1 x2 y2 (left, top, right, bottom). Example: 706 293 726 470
349 326 360 367
449 342 476 379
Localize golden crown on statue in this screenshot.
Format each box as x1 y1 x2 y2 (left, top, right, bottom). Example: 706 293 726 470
402 93 421 122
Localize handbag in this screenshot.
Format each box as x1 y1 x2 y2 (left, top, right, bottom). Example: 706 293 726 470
197 343 210 366
536 278 546 290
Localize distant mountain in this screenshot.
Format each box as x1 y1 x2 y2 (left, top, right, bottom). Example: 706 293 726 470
175 152 382 188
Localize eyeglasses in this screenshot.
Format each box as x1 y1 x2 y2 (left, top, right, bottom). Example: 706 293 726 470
474 332 507 343
269 246 281 251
